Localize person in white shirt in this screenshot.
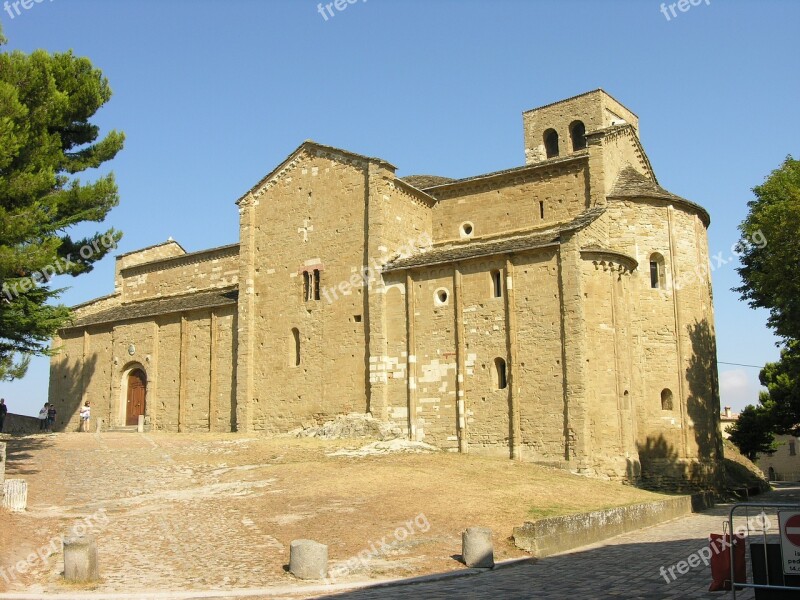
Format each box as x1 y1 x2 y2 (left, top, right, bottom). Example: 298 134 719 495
79 401 91 432
38 403 48 431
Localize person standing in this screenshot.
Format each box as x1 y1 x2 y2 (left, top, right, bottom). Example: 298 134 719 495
47 402 57 432
38 403 48 431
79 401 91 432
0 398 7 432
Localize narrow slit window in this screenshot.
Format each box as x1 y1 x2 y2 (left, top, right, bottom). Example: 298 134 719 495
649 253 666 289
494 357 507 390
313 269 321 300
303 271 311 301
491 270 503 298
291 328 301 367
539 201 545 219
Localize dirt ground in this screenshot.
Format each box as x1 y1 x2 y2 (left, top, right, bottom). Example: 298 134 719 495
0 432 670 594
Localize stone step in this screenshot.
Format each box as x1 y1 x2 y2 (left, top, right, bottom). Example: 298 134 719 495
105 426 138 433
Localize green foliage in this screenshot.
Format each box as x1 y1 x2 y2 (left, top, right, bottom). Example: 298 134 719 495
733 157 800 441
759 342 800 435
0 29 124 378
0 352 30 380
735 156 800 342
727 401 778 461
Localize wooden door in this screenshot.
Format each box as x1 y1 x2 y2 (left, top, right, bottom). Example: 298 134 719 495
126 369 147 426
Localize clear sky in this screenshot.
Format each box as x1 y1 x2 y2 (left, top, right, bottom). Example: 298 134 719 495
0 0 797 417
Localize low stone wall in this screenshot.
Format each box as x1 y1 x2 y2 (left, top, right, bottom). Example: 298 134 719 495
1 413 43 435
513 495 705 557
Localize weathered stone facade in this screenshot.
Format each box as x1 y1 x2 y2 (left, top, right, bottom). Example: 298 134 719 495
48 90 723 486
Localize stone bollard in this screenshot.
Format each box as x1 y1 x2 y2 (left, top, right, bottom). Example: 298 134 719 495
289 539 328 580
2 479 27 512
462 526 494 568
137 415 144 433
63 535 99 582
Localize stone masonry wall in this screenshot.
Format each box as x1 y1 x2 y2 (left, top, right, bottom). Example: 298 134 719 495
118 245 239 302
242 149 373 432
431 161 588 243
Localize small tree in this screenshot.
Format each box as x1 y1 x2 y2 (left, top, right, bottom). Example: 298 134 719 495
727 401 778 461
0 26 124 379
759 342 800 436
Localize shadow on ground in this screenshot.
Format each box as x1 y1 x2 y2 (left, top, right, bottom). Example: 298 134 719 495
312 486 800 600
2 435 56 476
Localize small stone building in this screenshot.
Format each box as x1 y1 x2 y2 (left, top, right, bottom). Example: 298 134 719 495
49 90 723 487
758 435 800 482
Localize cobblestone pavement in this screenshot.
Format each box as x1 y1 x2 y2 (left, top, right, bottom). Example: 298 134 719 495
2 431 798 600
305 484 800 600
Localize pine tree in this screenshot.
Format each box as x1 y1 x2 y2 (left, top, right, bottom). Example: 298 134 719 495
0 26 124 379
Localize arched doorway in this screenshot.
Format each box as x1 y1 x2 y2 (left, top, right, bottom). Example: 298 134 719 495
126 369 147 426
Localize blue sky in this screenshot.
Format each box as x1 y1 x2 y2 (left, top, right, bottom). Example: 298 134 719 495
0 0 797 416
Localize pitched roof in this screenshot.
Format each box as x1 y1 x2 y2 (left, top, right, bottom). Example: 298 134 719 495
400 175 456 189
609 167 710 225
62 287 238 330
383 207 605 272
522 88 638 118
237 140 396 204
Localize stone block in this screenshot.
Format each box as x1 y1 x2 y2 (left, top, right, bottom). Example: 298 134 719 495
289 539 328 580
63 535 99 582
462 526 494 568
2 479 27 512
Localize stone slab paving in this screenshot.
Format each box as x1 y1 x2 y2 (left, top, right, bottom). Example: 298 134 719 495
303 484 800 600
2 432 797 600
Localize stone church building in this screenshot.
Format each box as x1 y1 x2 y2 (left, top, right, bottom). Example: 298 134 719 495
49 90 723 486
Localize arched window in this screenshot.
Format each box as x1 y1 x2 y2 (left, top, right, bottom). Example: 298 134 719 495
291 328 301 367
649 253 666 289
661 388 673 411
491 270 503 298
543 129 559 159
494 357 507 390
570 120 587 151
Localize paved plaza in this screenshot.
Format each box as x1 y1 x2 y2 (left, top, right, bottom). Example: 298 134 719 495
308 484 800 600
1 431 797 600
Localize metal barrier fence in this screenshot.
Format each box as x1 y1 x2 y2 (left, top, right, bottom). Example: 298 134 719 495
729 502 800 598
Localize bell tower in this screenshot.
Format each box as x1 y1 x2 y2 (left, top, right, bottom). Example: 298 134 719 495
522 89 639 164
